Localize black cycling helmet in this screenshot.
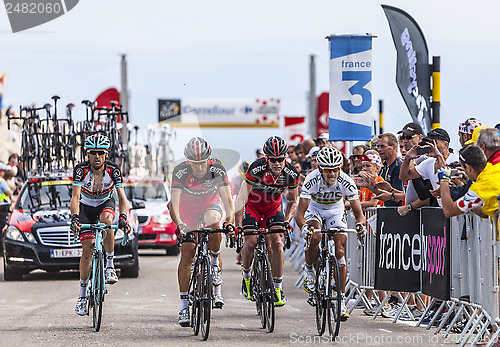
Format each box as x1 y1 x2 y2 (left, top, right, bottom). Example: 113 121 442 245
184 137 211 161
263 136 288 157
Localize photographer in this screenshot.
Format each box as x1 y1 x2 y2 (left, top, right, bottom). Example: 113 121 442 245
400 128 458 206
439 145 500 219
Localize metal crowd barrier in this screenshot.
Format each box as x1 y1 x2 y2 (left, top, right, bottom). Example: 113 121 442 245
286 207 500 346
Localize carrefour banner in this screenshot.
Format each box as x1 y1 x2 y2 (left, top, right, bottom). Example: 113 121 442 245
328 35 373 141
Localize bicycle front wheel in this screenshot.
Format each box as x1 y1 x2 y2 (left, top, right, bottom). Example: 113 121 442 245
326 256 342 338
315 255 327 336
199 258 212 341
191 261 201 336
262 255 275 333
92 252 105 332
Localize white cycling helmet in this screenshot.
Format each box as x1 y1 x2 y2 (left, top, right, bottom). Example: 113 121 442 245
316 147 344 168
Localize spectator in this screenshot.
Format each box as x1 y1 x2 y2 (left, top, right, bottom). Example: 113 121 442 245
3 170 16 191
400 128 459 206
294 143 306 164
376 133 404 206
439 145 500 219
350 145 368 175
352 152 384 209
256 149 265 159
477 128 500 164
458 118 483 147
306 147 320 173
287 146 297 161
315 133 329 148
299 139 316 174
464 126 488 146
398 134 407 157
396 122 434 214
7 154 19 176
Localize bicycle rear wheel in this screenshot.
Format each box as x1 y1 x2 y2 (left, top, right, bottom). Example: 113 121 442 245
92 252 105 332
315 256 327 335
199 258 212 341
262 255 275 333
326 256 342 338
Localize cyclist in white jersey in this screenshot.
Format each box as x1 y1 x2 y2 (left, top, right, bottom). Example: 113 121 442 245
70 134 130 316
295 147 366 320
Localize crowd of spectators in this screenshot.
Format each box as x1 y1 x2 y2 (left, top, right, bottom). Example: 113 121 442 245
284 118 500 319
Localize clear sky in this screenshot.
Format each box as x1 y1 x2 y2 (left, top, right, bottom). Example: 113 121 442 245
1 0 499 162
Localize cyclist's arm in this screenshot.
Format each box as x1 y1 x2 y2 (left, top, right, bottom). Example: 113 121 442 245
350 199 366 226
295 196 311 230
115 186 129 216
168 187 184 226
219 185 235 225
284 186 298 224
235 181 252 227
70 185 81 217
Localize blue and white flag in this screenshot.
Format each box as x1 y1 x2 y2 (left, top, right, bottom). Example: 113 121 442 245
328 35 373 141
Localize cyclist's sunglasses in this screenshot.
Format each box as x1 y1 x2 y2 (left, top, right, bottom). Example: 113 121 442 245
267 157 286 163
88 150 107 156
321 167 340 174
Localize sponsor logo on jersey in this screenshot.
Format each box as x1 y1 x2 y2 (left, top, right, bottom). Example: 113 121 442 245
176 168 188 179
304 176 321 190
337 174 356 193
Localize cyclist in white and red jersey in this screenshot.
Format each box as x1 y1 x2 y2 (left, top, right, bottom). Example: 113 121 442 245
169 137 235 327
295 147 366 320
235 136 299 306
70 134 130 316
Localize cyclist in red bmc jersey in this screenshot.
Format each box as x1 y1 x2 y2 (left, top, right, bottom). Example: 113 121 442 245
235 136 299 306
169 137 235 327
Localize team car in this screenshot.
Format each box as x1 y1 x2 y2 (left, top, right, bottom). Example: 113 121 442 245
2 175 141 281
123 178 178 255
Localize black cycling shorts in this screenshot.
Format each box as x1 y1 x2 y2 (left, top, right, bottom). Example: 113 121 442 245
79 198 116 228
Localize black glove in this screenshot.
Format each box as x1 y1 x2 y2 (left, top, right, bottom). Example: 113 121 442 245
71 214 80 232
118 213 127 230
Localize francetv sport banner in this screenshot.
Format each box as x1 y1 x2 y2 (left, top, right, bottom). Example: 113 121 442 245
328 35 373 141
382 5 432 135
375 207 450 300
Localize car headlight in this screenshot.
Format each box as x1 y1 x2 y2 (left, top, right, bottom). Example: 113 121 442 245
153 214 172 225
6 225 23 242
24 232 36 243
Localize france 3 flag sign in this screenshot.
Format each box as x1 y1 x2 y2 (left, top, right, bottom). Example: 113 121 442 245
328 35 373 141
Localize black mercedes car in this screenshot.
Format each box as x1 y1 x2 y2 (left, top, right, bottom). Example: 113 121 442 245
2 175 141 281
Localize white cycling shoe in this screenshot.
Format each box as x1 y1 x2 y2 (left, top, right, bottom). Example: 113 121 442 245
105 267 118 284
75 297 88 316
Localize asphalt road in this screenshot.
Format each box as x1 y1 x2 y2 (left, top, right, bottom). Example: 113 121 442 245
0 247 460 346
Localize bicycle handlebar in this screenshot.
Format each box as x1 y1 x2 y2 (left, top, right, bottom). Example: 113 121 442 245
304 228 363 251
73 224 128 246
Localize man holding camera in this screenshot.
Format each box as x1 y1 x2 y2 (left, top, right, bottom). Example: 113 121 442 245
400 128 459 206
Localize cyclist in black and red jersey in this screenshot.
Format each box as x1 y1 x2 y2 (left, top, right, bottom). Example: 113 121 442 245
235 136 299 306
169 137 235 327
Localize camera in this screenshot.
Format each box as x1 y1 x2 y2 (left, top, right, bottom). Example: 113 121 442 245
416 147 430 155
450 169 462 179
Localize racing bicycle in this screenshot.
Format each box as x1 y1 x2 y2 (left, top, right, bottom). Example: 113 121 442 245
236 225 291 333
185 224 235 341
305 227 361 338
74 223 127 332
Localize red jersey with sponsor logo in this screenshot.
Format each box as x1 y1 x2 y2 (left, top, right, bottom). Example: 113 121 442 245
171 159 230 207
245 157 299 209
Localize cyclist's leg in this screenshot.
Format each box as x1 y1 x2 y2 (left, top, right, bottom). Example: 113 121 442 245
178 234 196 293
205 203 223 264
100 198 117 255
177 232 196 326
333 233 348 294
76 203 96 315
303 218 321 294
205 203 224 306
